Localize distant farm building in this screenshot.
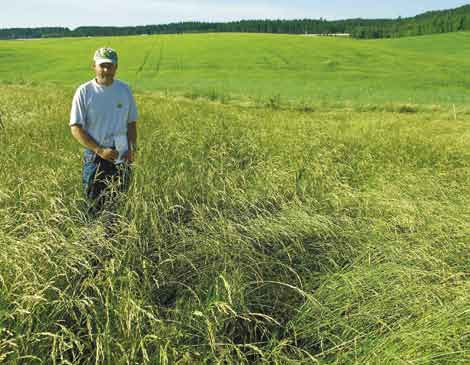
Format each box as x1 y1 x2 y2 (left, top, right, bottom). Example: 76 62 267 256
303 33 351 37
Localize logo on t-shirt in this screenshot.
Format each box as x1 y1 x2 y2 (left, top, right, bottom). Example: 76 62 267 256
117 102 123 109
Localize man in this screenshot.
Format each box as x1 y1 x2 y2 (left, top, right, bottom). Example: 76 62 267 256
70 47 138 214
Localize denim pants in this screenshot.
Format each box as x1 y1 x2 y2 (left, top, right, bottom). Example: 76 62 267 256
82 150 132 214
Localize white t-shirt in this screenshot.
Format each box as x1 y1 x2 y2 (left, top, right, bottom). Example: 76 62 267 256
70 79 138 156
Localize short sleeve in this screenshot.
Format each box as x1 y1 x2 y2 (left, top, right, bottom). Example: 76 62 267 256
70 87 86 127
127 87 138 123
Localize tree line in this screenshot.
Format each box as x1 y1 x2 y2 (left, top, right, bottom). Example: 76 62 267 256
2 4 470 40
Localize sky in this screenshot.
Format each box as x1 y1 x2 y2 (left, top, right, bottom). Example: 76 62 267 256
1 1 469 29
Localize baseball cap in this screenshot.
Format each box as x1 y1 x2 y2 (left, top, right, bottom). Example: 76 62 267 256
93 47 118 65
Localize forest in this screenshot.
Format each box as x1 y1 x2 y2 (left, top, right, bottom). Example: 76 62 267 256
1 4 470 40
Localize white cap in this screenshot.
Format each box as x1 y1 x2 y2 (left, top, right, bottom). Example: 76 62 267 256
93 47 118 65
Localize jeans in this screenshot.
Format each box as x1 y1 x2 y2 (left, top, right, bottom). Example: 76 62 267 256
82 149 132 214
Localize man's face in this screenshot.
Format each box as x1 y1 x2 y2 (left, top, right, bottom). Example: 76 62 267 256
93 62 117 85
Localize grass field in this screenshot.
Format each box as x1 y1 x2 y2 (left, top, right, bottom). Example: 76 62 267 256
2 32 470 105
0 33 469 364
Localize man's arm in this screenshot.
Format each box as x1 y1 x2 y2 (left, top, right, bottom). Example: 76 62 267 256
70 125 118 161
126 121 137 162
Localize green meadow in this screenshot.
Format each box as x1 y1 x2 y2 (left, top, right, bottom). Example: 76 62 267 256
2 32 470 105
0 33 469 364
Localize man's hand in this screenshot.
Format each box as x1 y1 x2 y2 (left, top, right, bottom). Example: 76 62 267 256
97 147 118 161
70 126 118 162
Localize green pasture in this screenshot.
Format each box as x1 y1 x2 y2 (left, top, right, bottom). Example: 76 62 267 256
1 32 470 105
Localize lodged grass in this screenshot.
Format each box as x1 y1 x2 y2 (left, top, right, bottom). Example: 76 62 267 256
0 84 468 364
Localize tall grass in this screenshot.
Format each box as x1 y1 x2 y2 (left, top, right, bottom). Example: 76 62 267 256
0 84 468 364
